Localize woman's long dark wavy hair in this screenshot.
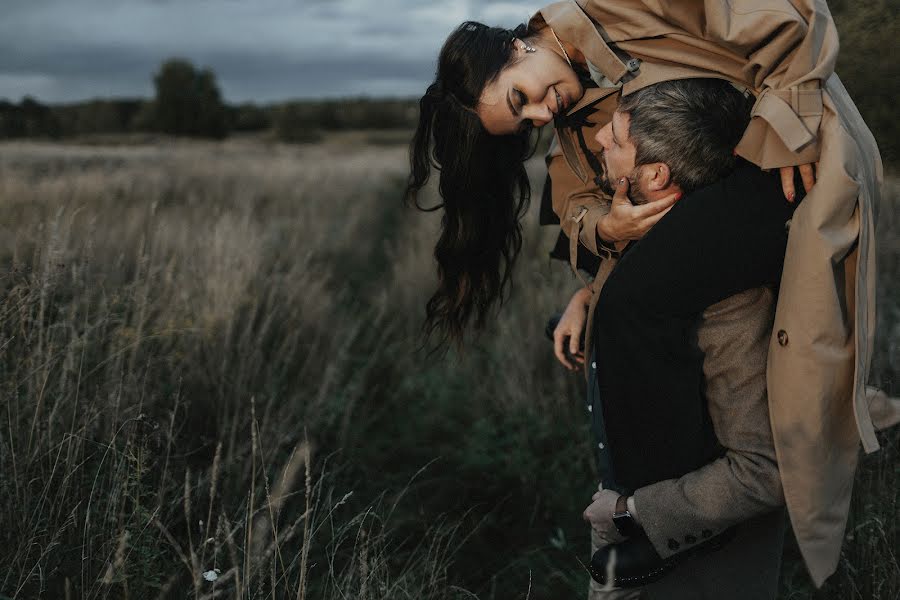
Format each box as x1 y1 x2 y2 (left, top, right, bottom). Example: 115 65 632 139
406 20 540 349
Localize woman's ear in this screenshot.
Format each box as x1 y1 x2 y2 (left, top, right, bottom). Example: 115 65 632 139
514 38 537 54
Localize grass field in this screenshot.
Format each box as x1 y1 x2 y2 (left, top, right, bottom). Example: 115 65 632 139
0 136 896 599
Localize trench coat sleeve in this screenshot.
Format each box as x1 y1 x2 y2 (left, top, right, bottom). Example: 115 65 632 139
632 289 784 559
706 0 837 168
546 140 610 259
578 0 838 169
633 0 838 169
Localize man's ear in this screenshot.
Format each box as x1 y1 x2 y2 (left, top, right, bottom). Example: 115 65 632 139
646 162 672 191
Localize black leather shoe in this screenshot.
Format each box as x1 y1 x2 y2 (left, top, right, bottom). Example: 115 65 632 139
589 527 737 588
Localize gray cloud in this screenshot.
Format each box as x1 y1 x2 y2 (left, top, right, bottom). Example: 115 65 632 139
0 0 542 103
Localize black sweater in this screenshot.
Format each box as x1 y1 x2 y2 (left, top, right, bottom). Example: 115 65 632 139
593 160 799 491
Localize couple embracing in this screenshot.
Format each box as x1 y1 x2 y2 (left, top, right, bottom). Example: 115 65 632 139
406 1 899 598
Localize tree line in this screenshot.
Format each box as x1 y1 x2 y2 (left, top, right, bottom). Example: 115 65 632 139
0 1 896 163
0 58 419 143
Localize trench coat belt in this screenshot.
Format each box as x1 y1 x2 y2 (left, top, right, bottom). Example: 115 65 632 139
569 206 617 380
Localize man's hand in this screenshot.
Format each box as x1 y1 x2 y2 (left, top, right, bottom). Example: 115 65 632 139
779 163 817 202
554 287 591 371
583 488 626 545
597 178 680 243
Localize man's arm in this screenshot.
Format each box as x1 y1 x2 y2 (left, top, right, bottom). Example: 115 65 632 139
546 143 612 259
585 166 795 552
583 288 784 553
632 287 784 559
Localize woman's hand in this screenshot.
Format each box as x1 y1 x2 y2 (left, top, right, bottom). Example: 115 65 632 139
596 178 679 243
779 163 817 202
554 287 591 371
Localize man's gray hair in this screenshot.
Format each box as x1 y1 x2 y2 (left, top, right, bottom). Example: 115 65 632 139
618 78 753 193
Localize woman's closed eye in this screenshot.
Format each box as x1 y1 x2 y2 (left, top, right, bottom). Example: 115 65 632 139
515 89 528 111
507 88 529 117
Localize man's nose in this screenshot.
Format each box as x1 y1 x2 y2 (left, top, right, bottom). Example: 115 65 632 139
595 123 612 148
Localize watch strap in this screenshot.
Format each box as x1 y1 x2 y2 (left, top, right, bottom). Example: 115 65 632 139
615 494 629 515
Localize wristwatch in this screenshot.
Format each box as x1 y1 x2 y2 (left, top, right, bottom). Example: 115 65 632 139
612 495 641 538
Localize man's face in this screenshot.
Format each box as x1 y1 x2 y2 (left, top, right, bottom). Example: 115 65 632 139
594 110 639 198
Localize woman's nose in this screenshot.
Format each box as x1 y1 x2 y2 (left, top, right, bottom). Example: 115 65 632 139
522 103 553 128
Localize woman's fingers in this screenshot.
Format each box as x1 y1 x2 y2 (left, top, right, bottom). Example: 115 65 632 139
641 204 674 229
554 329 573 370
779 166 796 202
780 164 817 201
635 193 678 219
569 323 582 357
799 163 816 192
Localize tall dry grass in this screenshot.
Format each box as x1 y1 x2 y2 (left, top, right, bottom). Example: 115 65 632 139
0 138 895 599
0 138 487 599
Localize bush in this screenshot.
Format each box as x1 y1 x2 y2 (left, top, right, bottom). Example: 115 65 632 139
150 58 228 139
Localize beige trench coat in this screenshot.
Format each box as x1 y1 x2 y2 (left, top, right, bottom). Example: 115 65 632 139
535 0 900 586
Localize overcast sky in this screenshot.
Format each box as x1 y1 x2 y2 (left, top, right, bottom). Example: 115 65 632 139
0 0 544 104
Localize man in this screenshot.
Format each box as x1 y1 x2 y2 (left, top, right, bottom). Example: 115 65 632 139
548 78 798 599
536 2 899 593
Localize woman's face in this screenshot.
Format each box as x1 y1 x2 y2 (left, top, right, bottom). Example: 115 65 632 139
477 39 584 135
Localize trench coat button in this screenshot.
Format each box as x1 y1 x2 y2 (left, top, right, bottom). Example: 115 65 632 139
684 534 697 544
626 58 641 72
668 539 680 551
701 529 712 539
777 330 789 346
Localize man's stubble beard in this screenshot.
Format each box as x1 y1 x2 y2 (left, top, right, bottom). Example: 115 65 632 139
598 152 649 205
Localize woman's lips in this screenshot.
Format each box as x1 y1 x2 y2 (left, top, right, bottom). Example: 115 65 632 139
554 86 566 113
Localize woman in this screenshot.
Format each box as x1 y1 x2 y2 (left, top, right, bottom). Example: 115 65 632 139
406 0 884 592
405 10 815 349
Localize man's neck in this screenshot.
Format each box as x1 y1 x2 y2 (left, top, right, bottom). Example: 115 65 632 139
637 185 681 206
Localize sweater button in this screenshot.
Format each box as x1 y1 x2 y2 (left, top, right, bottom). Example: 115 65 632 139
668 539 680 551
777 330 789 346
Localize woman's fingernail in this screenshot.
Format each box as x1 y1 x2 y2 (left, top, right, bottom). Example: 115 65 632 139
788 192 795 202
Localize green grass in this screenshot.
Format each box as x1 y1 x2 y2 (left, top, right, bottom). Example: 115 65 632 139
0 139 895 599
